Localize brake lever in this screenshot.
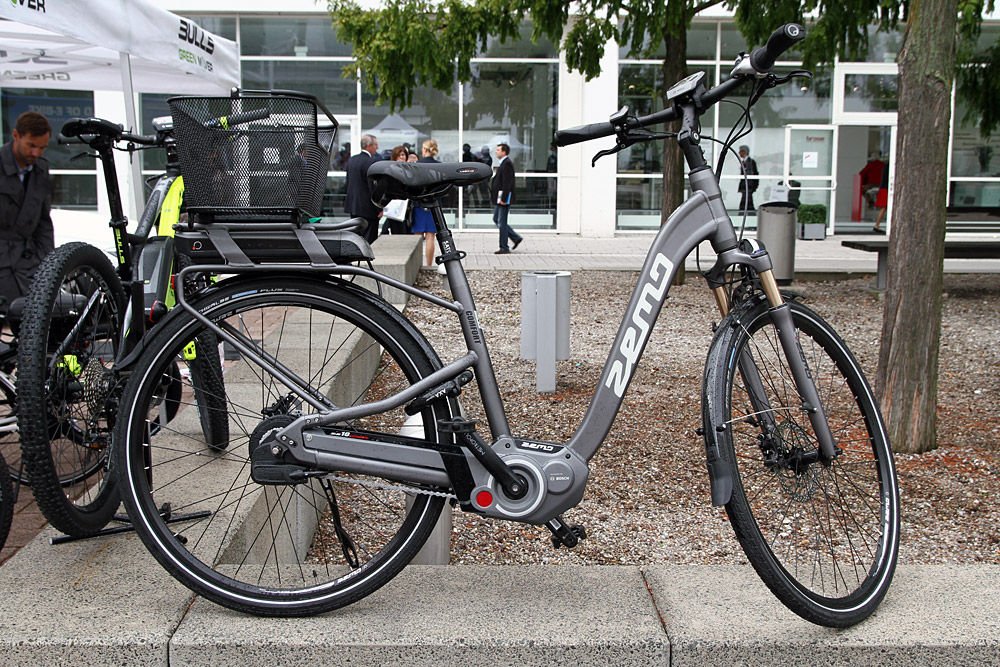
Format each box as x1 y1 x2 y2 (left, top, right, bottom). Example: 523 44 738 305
591 128 674 167
769 69 812 86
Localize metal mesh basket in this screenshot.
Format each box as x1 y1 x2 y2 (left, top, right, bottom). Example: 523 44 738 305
169 91 337 218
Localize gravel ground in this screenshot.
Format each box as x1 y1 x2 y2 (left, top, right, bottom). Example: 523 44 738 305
403 270 999 567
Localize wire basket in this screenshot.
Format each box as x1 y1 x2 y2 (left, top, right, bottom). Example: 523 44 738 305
169 91 338 218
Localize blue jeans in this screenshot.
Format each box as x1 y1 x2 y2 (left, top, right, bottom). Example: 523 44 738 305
493 204 521 250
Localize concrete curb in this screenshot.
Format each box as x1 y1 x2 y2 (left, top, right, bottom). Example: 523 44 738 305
1 545 996 666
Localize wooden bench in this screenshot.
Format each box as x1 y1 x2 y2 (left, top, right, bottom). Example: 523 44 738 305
841 236 1000 289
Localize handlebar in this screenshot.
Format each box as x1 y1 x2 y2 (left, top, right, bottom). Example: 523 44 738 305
749 24 805 73
60 117 159 146
553 23 805 148
205 107 270 129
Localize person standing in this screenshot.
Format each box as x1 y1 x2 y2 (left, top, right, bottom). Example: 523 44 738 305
490 143 523 255
411 139 441 267
737 144 759 214
380 145 411 236
0 111 54 306
345 133 382 243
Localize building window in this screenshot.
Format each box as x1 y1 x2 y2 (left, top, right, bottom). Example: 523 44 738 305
1 88 97 208
461 61 558 229
239 16 352 57
843 73 898 113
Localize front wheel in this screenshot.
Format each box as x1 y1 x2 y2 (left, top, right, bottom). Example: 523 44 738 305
703 297 899 628
115 277 454 616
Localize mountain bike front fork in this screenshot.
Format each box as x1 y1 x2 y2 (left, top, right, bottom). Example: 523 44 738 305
708 251 839 464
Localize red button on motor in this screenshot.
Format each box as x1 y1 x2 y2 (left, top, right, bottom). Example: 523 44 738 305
475 490 493 508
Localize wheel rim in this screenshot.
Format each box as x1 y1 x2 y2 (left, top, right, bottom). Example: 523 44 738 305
727 306 898 608
121 286 447 609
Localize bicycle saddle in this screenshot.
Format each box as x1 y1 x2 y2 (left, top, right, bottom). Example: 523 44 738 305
367 161 492 206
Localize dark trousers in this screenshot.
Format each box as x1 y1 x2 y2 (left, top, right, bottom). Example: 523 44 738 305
738 190 756 213
493 204 521 250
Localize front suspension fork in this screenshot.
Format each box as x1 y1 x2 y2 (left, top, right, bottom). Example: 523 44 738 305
713 269 838 463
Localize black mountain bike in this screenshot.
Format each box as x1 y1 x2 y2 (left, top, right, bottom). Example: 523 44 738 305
113 27 899 627
15 115 228 537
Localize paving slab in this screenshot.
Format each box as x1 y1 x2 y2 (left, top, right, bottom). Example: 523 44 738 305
170 565 669 666
645 564 1000 666
0 527 193 666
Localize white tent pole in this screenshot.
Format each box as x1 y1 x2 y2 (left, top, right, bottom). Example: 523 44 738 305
119 52 143 223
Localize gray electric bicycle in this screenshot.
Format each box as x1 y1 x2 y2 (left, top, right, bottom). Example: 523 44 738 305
113 25 899 627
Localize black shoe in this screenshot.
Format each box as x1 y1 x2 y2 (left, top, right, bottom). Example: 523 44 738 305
495 248 510 255
512 238 522 250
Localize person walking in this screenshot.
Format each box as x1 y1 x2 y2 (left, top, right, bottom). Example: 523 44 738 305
345 133 382 243
0 111 54 306
490 143 523 255
737 144 758 214
411 139 441 267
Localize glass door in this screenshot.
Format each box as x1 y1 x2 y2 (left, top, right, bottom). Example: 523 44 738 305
784 125 838 232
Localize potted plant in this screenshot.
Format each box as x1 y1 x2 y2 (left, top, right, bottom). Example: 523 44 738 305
797 203 828 240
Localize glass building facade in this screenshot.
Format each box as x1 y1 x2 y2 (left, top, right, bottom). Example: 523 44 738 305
3 8 998 235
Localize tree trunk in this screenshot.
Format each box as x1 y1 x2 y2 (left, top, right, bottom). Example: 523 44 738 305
876 0 958 454
662 29 688 283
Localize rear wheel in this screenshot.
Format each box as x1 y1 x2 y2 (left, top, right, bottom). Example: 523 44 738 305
16 243 125 536
703 296 899 628
116 277 453 616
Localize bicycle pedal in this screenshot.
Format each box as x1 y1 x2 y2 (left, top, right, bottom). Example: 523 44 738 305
547 516 587 549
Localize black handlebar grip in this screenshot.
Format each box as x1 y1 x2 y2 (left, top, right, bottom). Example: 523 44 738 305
554 121 616 147
205 107 271 129
749 24 806 72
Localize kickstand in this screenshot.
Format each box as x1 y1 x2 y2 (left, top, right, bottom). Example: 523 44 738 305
49 503 211 545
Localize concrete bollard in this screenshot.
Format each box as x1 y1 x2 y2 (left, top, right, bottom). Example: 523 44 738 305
401 413 451 564
520 271 571 393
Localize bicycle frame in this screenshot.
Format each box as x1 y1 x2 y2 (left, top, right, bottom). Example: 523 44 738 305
172 84 839 527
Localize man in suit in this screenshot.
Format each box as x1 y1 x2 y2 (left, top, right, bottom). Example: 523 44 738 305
345 133 382 243
0 111 54 305
737 144 759 214
490 143 523 254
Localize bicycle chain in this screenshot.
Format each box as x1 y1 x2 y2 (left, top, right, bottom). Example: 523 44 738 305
323 474 456 500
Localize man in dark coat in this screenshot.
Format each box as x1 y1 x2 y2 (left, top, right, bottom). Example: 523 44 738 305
489 143 523 254
0 111 54 305
737 144 759 214
345 133 382 243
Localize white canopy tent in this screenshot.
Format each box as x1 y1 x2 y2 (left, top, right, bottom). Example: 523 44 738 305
0 0 239 225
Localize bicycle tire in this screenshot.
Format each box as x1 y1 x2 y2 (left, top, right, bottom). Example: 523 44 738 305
175 254 229 450
16 242 125 536
703 296 899 627
116 276 453 616
0 453 12 551
0 371 27 485
188 330 229 450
